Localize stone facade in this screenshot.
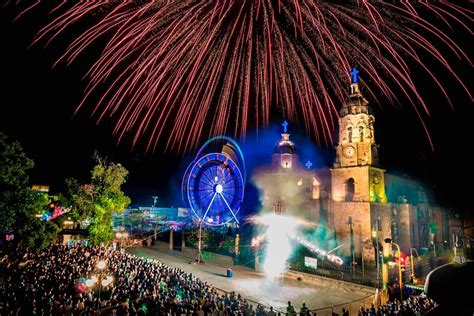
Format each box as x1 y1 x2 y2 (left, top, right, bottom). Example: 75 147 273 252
328 80 448 261
256 78 450 264
328 201 372 260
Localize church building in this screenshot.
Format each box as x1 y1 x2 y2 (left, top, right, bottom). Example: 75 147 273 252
254 68 449 264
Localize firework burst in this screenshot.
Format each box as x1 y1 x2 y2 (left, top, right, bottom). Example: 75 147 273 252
22 1 472 152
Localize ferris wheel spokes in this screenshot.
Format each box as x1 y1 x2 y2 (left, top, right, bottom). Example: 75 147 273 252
219 192 240 224
201 192 218 223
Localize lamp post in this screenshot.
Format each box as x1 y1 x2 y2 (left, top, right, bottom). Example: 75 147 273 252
86 260 114 315
384 238 403 301
372 219 380 289
348 216 355 279
151 196 159 241
431 240 437 257
193 220 205 264
234 233 240 265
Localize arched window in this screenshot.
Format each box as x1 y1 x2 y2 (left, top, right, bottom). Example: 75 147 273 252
281 154 292 169
368 118 374 138
348 127 353 143
346 178 355 201
359 126 364 141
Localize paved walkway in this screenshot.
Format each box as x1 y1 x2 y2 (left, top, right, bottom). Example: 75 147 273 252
127 244 373 311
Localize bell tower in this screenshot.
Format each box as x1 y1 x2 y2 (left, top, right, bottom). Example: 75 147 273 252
335 67 378 168
331 67 386 203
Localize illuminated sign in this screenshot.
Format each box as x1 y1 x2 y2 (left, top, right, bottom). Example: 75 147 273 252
304 256 318 269
32 185 49 193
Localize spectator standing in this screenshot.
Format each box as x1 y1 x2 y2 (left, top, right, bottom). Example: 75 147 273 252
286 301 295 315
268 306 276 316
300 302 309 316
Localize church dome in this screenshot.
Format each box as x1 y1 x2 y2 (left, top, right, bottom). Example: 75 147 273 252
271 121 300 170
273 140 297 155
273 133 297 155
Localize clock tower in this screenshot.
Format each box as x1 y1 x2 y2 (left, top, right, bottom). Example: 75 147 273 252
331 68 386 202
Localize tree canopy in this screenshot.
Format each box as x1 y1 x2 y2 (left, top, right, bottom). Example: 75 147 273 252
66 159 131 245
0 133 60 252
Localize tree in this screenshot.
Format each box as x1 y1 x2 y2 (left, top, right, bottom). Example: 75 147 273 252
64 178 95 221
66 159 131 245
0 133 34 232
0 133 60 252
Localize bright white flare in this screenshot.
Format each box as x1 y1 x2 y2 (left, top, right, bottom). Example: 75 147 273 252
249 214 343 278
250 214 305 278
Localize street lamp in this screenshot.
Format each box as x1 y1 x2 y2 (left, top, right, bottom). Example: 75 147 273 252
384 238 403 301
431 240 437 257
86 260 113 314
152 196 159 208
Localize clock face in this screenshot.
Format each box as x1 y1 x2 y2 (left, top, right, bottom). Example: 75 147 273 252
343 146 355 158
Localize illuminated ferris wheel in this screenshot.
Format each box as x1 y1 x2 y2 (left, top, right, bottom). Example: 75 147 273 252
182 136 245 227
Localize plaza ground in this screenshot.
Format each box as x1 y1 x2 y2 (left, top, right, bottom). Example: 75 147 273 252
127 243 375 313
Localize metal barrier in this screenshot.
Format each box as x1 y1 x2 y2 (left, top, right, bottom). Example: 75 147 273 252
97 276 372 315
309 293 376 316
97 286 282 315
212 285 284 314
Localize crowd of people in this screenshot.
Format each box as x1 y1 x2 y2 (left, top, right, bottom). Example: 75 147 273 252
0 244 279 315
1 243 458 315
356 296 436 316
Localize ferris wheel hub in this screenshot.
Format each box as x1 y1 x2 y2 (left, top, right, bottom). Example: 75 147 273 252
214 184 224 193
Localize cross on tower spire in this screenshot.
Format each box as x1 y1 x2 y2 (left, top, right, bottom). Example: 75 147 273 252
282 120 289 133
350 67 359 84
305 161 313 170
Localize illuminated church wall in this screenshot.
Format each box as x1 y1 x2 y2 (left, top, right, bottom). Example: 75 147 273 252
331 166 370 202
327 201 373 260
254 166 322 221
254 72 450 263
253 122 323 222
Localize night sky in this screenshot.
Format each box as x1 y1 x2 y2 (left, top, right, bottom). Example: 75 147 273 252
0 5 472 213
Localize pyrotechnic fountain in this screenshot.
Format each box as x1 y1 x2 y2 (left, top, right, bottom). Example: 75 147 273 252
250 214 343 279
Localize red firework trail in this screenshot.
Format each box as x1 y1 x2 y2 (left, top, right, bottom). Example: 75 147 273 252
21 1 472 152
